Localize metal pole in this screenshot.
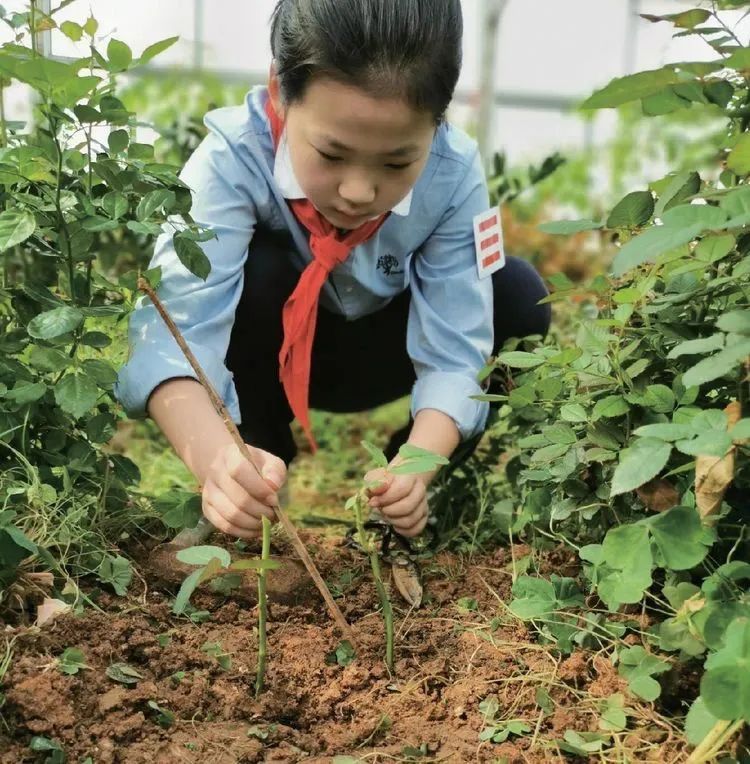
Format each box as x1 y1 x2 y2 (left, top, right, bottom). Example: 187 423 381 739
193 0 204 70
623 0 640 74
477 0 510 165
32 0 52 57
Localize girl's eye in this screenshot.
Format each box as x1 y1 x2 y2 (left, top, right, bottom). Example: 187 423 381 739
386 162 413 171
317 149 343 163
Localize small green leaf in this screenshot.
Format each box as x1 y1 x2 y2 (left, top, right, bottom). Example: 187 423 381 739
361 440 388 469
58 647 87 675
173 233 211 280
108 129 129 154
682 340 750 387
27 306 83 339
611 438 672 496
172 567 205 615
497 351 545 369
97 555 133 596
0 208 36 252
606 190 654 228
107 39 133 72
138 36 180 65
106 662 144 685
176 545 231 568
593 395 629 420
54 373 99 419
136 189 175 221
538 219 602 235
667 335 725 359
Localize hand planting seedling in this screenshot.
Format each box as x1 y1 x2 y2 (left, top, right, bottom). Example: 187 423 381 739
346 441 448 672
138 277 353 642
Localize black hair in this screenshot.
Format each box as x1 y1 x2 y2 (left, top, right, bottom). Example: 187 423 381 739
270 0 463 122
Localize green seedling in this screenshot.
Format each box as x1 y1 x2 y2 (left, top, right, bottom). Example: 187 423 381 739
173 545 281 615
147 700 175 729
346 441 448 673
326 639 356 667
57 647 87 676
201 641 231 671
29 736 65 764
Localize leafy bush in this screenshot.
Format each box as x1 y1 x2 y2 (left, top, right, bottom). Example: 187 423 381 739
484 2 750 741
0 4 208 613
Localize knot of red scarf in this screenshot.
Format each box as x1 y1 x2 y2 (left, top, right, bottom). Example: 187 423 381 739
264 95 389 451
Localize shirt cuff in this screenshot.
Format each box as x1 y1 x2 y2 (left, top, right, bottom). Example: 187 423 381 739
115 342 240 423
410 371 489 440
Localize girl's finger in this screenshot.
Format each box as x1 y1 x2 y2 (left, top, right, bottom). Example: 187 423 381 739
223 446 279 506
213 471 277 522
377 480 425 517
204 488 267 532
255 449 287 491
202 501 261 540
397 512 429 538
364 468 391 496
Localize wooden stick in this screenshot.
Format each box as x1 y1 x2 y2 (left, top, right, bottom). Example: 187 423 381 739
138 277 353 642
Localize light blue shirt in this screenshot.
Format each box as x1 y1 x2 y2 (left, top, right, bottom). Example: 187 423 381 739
115 86 494 440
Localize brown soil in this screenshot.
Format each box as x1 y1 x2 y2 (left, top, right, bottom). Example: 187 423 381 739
1 534 688 763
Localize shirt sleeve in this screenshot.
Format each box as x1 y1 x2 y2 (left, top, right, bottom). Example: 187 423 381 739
407 147 494 440
115 116 261 421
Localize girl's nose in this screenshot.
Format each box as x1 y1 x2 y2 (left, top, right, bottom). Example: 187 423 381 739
338 174 377 207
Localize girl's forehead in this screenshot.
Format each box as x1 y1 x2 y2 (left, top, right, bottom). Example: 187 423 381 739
290 77 435 153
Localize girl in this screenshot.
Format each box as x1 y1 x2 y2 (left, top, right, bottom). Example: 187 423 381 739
115 0 550 541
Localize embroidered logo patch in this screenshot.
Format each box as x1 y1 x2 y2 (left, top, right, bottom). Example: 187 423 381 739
376 254 403 276
473 208 506 279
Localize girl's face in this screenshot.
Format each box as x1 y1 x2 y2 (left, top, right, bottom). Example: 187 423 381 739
270 72 436 230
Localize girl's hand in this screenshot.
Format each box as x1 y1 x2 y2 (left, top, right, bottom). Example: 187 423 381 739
364 468 429 538
202 443 287 539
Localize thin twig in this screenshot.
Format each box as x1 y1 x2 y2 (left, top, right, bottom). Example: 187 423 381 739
138 277 353 642
255 515 270 697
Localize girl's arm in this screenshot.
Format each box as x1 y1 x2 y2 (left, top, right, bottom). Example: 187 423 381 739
147 378 235 485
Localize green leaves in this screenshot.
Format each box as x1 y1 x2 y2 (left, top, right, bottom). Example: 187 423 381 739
606 191 654 228
361 440 388 469
27 306 83 339
136 189 175 220
97 554 133 596
58 647 87 675
509 575 583 620
138 36 179 66
107 39 133 72
0 209 35 252
54 373 99 419
173 232 211 280
701 618 750 721
106 662 144 685
648 507 713 570
612 203 727 276
177 545 231 568
617 646 670 701
610 438 672 496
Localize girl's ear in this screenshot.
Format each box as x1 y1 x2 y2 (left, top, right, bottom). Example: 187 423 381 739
268 63 286 120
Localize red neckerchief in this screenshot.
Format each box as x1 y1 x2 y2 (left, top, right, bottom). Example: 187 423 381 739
265 97 389 451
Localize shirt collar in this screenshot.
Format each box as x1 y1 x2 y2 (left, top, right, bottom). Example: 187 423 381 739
273 128 413 217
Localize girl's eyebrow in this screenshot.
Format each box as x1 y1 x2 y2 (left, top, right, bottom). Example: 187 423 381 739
321 136 421 157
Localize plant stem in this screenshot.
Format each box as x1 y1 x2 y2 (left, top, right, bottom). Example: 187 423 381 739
0 79 7 149
353 490 394 672
255 515 270 698
686 718 743 763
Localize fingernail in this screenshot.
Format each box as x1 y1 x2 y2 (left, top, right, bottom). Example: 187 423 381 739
263 469 283 490
369 498 379 508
